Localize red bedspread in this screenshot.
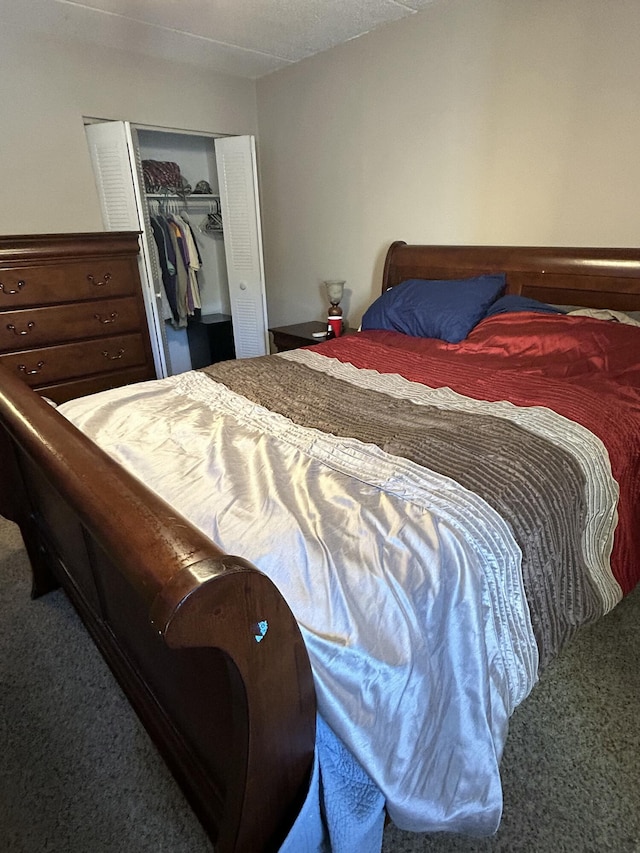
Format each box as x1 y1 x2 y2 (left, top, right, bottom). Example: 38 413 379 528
317 313 640 594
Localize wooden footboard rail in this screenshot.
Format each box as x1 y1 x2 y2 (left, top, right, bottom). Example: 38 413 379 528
0 363 316 853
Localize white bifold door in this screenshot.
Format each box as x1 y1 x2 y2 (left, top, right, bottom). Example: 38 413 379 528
85 121 269 377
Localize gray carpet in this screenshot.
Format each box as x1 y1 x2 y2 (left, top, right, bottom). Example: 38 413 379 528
1 514 639 853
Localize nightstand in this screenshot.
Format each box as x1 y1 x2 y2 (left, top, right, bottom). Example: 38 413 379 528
269 321 329 352
270 321 357 352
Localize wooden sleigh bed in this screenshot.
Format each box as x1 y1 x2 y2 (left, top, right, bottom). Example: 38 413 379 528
1 241 640 852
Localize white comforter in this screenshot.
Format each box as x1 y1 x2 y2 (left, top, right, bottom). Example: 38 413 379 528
58 366 542 836
58 343 621 838
58 352 619 834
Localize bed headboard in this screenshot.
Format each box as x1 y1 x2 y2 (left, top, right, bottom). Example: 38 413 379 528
381 242 640 311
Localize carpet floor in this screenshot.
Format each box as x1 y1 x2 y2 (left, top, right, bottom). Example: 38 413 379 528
1 515 639 852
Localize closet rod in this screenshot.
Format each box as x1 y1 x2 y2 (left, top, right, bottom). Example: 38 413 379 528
146 193 219 200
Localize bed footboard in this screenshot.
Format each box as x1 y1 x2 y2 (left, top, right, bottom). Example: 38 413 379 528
0 364 316 853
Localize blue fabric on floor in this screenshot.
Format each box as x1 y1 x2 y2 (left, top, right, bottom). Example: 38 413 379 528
280 715 385 853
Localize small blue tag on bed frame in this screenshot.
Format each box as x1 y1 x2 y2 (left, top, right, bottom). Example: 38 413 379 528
254 620 268 643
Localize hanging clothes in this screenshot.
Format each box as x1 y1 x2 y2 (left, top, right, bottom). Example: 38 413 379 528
150 216 177 323
149 208 203 329
169 213 203 314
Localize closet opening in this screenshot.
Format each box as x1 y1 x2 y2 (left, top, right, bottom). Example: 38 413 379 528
84 120 269 379
137 128 235 373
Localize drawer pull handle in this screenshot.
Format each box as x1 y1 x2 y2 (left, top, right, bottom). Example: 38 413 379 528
102 348 125 360
18 360 44 376
0 280 26 295
94 311 118 324
87 272 112 288
7 321 35 336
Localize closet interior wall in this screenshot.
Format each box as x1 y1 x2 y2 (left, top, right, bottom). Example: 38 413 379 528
137 129 232 374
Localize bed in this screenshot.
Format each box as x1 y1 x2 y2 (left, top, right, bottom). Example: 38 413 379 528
1 241 639 852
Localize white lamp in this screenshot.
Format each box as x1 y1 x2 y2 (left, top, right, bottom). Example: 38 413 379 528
324 280 345 338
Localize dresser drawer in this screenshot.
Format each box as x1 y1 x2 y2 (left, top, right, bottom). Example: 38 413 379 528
0 297 145 352
36 365 156 405
0 333 148 387
0 259 139 308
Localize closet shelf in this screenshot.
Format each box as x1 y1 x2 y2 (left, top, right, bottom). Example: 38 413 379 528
146 192 220 200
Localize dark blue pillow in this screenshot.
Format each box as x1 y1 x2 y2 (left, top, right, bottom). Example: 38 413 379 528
484 294 565 317
361 275 506 343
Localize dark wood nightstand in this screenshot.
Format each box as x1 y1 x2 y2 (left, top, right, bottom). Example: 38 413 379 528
269 321 329 352
269 321 356 353
270 321 357 352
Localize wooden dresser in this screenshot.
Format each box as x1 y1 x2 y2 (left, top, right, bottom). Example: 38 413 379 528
0 232 156 404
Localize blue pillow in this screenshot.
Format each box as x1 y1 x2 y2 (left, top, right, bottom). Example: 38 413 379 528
484 294 565 317
361 275 506 343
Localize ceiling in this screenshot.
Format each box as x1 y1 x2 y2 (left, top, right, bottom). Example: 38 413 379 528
4 0 434 79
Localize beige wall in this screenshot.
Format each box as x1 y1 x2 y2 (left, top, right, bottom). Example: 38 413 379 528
257 0 640 327
0 24 257 235
3 2 640 331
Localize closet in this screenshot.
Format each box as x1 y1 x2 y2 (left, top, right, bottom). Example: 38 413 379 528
85 122 269 378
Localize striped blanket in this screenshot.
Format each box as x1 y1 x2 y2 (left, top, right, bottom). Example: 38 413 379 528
203 349 620 673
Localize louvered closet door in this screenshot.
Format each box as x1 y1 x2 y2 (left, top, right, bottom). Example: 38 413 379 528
215 136 269 359
85 121 169 377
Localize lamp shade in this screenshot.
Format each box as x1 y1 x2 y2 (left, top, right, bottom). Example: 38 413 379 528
325 280 345 305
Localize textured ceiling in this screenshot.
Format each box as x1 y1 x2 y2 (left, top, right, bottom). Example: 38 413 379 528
3 0 434 79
